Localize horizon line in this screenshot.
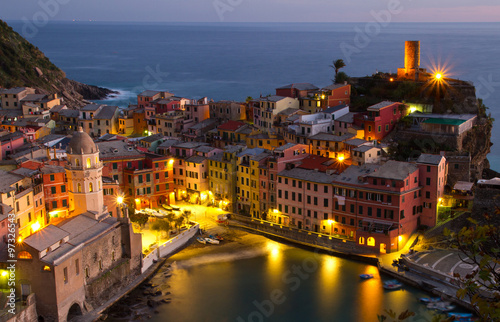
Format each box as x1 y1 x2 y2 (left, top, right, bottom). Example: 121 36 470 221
3 19 500 24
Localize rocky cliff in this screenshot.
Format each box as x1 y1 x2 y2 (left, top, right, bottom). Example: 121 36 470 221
0 19 116 107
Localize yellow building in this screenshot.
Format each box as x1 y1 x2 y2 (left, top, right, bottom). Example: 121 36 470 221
236 148 271 217
208 145 245 212
0 169 44 240
245 132 286 150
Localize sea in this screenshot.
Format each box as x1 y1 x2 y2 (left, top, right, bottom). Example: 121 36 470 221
6 21 500 171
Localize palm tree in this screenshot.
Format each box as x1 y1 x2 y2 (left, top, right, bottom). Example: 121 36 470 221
330 59 346 77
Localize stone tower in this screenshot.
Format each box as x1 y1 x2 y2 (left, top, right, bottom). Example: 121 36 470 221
404 40 420 71
65 126 104 216
397 40 427 81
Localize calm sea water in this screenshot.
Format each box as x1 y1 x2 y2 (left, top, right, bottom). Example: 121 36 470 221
7 21 500 170
115 240 443 322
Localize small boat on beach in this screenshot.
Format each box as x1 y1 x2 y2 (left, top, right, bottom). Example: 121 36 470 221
383 280 403 290
205 237 220 245
196 237 206 244
209 234 224 241
420 297 441 303
359 274 374 280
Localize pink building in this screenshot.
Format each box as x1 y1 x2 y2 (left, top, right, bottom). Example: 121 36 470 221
416 154 447 227
353 101 406 142
276 167 336 229
276 158 441 253
0 131 25 159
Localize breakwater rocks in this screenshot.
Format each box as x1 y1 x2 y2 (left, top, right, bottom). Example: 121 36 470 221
105 264 174 320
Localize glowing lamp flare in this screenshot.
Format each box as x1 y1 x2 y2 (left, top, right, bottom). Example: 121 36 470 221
117 196 124 204
31 222 41 232
434 73 443 80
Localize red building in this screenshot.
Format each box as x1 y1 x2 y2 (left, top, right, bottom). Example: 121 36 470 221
354 101 406 141
320 83 351 107
41 165 69 218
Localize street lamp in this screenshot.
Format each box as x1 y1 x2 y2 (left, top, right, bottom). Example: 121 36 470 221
117 196 124 205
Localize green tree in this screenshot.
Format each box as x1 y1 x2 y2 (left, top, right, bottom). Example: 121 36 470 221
129 206 148 226
444 211 500 320
335 71 350 84
330 59 346 77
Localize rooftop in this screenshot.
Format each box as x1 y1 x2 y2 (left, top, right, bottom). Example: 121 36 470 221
417 153 445 165
0 170 23 193
453 181 474 191
323 104 348 114
10 167 38 178
59 109 80 118
367 101 398 111
278 107 300 116
278 167 336 184
40 214 118 264
320 83 350 91
369 161 418 180
24 225 70 252
186 155 207 164
237 148 266 158
345 138 368 147
81 104 102 112
97 141 143 159
257 95 290 103
336 112 357 124
0 87 30 94
335 164 380 184
194 145 216 153
157 139 182 148
139 90 162 97
20 94 47 102
172 142 209 149
353 145 379 153
218 120 246 132
298 155 336 172
40 165 65 174
94 105 118 120
140 134 165 143
277 83 318 91
274 143 298 152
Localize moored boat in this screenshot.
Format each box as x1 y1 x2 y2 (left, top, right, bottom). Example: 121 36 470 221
427 301 455 312
420 297 441 303
196 237 206 244
383 279 403 290
205 237 220 245
359 274 374 280
447 312 473 319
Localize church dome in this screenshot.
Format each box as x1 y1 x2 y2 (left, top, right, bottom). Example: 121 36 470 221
67 126 97 154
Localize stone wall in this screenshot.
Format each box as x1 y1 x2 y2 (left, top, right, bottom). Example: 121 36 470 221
229 214 380 263
85 259 133 309
5 294 37 322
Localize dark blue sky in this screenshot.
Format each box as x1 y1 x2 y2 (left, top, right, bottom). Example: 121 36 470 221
1 0 499 23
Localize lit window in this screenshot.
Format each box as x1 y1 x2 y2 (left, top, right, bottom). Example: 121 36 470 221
75 159 80 167
18 251 32 259
77 183 82 193
89 183 93 192
359 237 365 245
43 265 51 272
367 237 375 247
87 158 91 168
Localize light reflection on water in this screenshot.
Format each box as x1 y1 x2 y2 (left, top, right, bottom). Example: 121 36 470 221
114 242 444 322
